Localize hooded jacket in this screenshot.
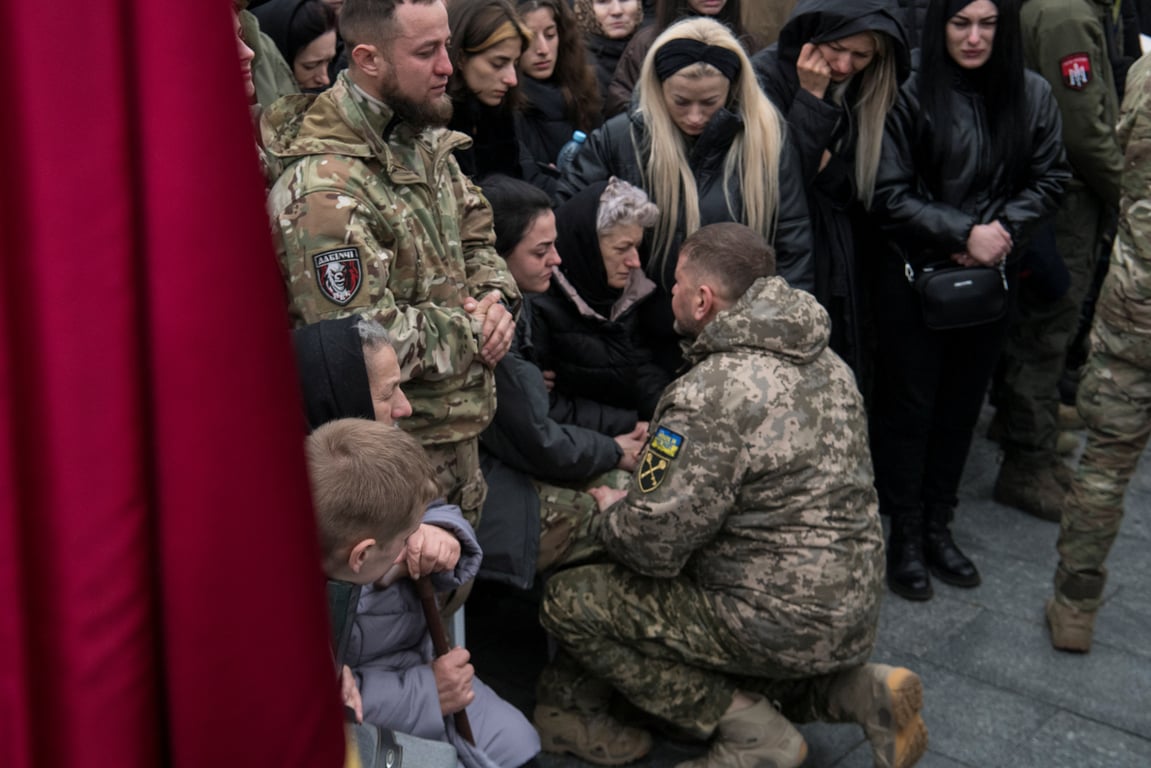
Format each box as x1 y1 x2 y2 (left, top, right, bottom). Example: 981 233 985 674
600 276 883 673
349 502 541 768
752 0 909 376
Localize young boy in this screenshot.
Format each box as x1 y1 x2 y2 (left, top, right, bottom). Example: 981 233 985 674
306 418 540 768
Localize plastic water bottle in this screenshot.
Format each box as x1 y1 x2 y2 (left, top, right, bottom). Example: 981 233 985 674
556 130 587 173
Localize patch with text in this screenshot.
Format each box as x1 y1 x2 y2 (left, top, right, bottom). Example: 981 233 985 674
313 247 362 305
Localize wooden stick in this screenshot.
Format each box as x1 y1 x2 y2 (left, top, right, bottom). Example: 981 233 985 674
416 576 475 745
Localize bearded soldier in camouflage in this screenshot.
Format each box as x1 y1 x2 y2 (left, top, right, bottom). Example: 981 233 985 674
262 0 519 525
534 223 927 768
1046 52 1151 653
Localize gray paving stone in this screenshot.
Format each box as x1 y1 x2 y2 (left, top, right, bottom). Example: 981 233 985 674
925 610 1151 739
875 591 983 658
913 661 1058 768
1010 710 1151 768
833 742 976 768
1094 584 1151 661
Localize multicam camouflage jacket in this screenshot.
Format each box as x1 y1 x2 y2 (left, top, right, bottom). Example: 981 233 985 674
1095 52 1151 341
262 73 520 444
600 276 883 673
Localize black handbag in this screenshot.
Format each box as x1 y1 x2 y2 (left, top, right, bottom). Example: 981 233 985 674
905 260 1008 330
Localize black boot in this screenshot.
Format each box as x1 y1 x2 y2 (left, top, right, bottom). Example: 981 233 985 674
923 505 981 587
886 510 933 601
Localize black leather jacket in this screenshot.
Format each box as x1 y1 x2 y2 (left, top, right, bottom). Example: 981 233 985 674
871 69 1070 266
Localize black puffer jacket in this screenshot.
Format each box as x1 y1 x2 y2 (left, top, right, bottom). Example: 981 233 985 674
481 297 637 483
872 68 1070 267
752 0 908 378
515 76 597 201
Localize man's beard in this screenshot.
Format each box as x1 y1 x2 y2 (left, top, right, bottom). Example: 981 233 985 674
379 73 453 130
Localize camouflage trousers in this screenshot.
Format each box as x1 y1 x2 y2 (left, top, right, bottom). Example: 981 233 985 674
423 438 486 528
537 563 853 739
998 187 1109 456
534 470 629 573
1056 316 1151 608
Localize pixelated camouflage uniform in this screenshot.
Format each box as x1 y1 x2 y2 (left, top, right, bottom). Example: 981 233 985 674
1055 51 1151 609
998 0 1123 458
539 276 884 737
263 73 520 523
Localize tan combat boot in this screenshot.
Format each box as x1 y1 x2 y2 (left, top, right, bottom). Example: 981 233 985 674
534 705 652 765
826 664 928 768
1046 566 1106 653
674 695 807 768
992 452 1072 522
1046 598 1097 653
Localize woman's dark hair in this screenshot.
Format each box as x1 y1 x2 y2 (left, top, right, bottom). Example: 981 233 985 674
480 174 554 257
254 0 337 67
919 0 1029 188
518 0 602 131
448 0 532 109
655 0 744 35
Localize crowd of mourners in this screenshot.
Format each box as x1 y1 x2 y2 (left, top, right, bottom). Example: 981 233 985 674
230 0 1151 766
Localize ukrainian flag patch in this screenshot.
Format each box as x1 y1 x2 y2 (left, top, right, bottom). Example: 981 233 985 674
649 426 684 460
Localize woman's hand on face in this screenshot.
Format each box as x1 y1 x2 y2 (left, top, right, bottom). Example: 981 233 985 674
797 43 832 100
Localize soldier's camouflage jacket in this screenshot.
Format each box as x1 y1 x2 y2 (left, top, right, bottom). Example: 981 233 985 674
262 73 520 444
1096 52 1151 341
601 276 883 674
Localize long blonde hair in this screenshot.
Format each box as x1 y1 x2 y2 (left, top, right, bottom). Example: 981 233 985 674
850 31 898 208
636 17 783 278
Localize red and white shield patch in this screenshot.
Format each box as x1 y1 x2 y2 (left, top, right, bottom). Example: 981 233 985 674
313 247 363 305
1061 53 1091 90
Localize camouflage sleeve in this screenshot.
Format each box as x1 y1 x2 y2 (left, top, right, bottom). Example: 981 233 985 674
1099 54 1151 332
453 164 522 311
272 177 482 380
599 376 743 578
1031 10 1122 207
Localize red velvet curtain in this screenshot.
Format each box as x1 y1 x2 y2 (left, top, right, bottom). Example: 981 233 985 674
0 2 344 766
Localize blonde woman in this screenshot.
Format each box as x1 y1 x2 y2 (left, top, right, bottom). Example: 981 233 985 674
557 16 812 372
753 0 909 383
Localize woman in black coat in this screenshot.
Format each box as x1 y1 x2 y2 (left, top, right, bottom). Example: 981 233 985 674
447 0 532 181
753 0 909 385
869 0 1069 602
532 177 671 419
515 0 603 199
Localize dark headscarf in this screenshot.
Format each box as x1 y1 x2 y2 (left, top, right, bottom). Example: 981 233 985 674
553 180 618 317
292 316 373 430
776 0 910 81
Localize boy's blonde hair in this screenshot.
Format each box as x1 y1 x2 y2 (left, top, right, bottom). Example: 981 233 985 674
306 419 439 558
